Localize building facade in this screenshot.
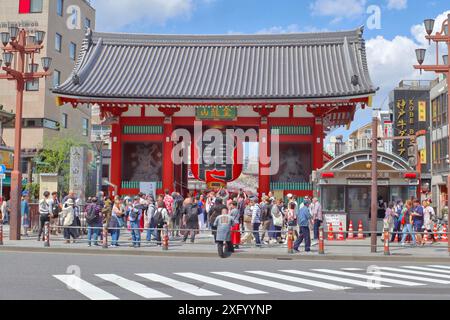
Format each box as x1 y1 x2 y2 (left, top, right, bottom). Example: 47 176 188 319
0 0 95 156
430 75 449 217
54 28 376 197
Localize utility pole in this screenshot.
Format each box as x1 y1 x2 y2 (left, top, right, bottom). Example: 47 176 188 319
370 109 379 253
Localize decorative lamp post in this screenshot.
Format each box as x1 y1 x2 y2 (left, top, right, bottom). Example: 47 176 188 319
0 29 52 240
413 14 450 255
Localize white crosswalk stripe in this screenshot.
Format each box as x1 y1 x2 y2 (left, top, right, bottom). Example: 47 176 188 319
401 266 450 275
379 267 450 280
136 273 221 297
428 265 450 270
365 270 450 285
95 274 171 299
247 271 351 291
211 272 310 293
53 275 119 300
175 272 267 295
313 269 426 286
52 265 450 300
279 270 389 289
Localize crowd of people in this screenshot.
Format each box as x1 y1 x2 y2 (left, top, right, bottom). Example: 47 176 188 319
383 198 437 246
18 188 322 252
2 187 446 251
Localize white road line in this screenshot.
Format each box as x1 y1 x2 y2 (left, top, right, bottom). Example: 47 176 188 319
175 273 266 295
211 272 310 293
279 270 389 289
379 267 450 280
313 269 425 287
367 270 450 285
341 268 365 271
428 265 450 270
246 271 350 291
53 275 119 300
401 266 450 275
95 274 171 299
136 273 220 297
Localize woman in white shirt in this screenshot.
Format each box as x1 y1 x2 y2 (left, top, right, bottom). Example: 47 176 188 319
422 200 436 244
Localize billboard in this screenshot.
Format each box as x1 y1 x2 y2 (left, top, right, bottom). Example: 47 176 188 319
0 149 14 170
392 89 430 173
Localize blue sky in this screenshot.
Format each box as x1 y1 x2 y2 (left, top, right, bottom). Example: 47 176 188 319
91 0 449 140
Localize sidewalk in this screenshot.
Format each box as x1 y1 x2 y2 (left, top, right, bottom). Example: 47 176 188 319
1 226 450 262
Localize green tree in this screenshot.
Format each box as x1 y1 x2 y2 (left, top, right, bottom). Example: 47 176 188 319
34 137 89 194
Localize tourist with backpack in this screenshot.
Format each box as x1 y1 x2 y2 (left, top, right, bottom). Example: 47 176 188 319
85 197 102 246
250 197 262 247
127 197 143 248
109 199 124 247
182 196 200 243
154 200 170 245
391 200 403 242
259 197 273 244
401 200 416 246
61 199 78 243
145 197 157 242
271 198 284 243
37 191 51 241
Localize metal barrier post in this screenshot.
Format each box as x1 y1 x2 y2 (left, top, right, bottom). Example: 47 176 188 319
0 220 3 245
318 226 325 255
162 226 169 251
44 221 50 247
102 225 108 249
287 226 294 254
383 228 390 256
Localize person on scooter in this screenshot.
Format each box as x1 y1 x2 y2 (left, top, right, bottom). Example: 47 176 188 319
213 207 235 257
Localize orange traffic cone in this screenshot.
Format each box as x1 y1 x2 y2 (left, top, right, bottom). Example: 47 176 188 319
357 220 365 240
327 223 334 241
423 229 429 243
394 233 399 242
433 224 439 240
441 224 448 242
348 220 354 239
337 222 345 241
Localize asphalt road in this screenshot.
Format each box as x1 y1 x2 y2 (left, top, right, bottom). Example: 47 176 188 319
1 251 450 300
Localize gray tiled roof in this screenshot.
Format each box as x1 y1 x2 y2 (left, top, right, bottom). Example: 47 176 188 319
53 28 376 101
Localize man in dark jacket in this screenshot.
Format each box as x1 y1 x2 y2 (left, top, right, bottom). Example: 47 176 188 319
85 197 102 246
182 197 199 243
209 198 227 241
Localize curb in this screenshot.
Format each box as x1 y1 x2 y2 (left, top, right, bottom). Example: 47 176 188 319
1 246 449 262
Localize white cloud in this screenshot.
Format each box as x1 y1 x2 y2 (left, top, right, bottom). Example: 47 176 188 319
91 0 213 31
310 0 366 22
387 0 407 10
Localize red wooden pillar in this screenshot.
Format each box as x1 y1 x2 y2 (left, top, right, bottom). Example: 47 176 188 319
159 107 179 193
256 106 276 197
110 121 122 196
162 117 174 193
313 117 324 170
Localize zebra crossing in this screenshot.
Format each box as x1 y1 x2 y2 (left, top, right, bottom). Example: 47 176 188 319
53 265 450 300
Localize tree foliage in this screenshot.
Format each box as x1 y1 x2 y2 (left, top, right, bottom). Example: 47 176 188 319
34 137 89 194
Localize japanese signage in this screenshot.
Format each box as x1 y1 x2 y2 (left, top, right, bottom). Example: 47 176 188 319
392 89 430 173
0 149 14 171
196 106 237 120
324 213 347 232
69 147 88 201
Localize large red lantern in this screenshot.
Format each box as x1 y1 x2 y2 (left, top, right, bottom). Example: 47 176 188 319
191 129 243 189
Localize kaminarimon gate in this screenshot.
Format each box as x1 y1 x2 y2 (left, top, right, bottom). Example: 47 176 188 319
53 27 376 198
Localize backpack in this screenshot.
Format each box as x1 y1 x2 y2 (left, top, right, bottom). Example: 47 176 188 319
154 208 166 227
52 201 61 219
187 205 199 222
400 208 408 225
86 205 98 225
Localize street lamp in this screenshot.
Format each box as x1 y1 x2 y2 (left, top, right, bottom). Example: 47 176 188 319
414 13 450 256
0 29 52 240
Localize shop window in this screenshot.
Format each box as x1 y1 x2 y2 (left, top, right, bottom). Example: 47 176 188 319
347 187 371 212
